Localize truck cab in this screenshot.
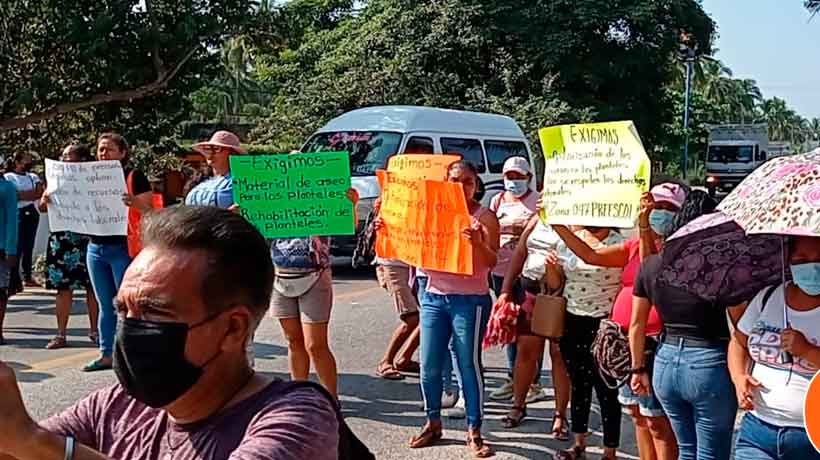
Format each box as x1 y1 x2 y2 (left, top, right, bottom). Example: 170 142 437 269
705 124 769 197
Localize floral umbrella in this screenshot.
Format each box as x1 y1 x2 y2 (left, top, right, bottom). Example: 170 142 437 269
718 148 820 237
660 212 784 306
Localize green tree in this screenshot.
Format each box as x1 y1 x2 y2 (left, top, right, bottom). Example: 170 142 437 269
250 0 715 156
0 0 260 155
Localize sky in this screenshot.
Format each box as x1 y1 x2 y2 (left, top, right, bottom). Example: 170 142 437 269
700 0 820 119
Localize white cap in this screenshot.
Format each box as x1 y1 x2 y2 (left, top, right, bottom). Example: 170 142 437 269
503 156 532 176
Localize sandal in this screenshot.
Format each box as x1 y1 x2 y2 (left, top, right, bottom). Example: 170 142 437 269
82 359 113 372
501 406 527 429
376 363 405 380
467 434 494 458
553 445 586 460
551 413 569 441
394 360 421 374
46 335 67 350
409 425 443 449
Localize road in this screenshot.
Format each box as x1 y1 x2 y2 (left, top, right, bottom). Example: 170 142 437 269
0 266 641 460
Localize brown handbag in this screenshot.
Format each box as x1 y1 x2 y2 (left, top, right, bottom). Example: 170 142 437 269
531 278 567 339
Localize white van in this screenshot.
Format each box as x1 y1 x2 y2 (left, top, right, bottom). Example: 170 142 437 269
301 105 536 256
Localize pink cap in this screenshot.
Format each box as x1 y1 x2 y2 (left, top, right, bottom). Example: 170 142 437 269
193 131 246 154
502 156 532 175
651 183 686 208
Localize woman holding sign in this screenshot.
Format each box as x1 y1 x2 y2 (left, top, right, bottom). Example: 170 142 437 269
83 133 154 372
37 143 99 350
411 160 499 458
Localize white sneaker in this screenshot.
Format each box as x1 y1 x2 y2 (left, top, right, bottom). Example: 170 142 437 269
489 378 514 401
526 384 548 404
446 398 466 419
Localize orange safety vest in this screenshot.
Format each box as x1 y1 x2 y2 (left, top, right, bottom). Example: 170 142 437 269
126 172 164 258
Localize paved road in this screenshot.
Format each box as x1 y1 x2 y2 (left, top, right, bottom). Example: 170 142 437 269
0 267 641 460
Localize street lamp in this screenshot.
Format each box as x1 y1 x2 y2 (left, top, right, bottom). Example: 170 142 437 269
678 32 699 181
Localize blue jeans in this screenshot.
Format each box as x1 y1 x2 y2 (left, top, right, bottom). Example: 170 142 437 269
490 275 542 384
420 292 492 430
734 413 820 460
87 242 131 357
417 277 460 394
653 341 738 460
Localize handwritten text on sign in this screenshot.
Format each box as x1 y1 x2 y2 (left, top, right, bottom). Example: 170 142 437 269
376 170 473 275
385 154 462 180
44 159 128 236
538 121 651 228
230 152 355 238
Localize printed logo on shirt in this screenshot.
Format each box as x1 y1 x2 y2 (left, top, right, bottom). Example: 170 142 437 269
748 321 819 375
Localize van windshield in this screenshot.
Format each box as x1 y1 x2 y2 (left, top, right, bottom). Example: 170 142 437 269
707 145 754 164
302 131 403 176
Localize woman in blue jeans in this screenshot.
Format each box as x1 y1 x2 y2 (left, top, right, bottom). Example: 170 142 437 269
729 235 820 460
629 195 740 460
410 161 499 458
83 133 153 372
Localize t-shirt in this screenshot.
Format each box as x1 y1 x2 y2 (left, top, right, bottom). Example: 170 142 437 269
0 179 18 256
89 168 151 246
4 171 40 208
611 238 663 336
521 222 562 282
558 229 624 318
634 254 730 341
185 174 234 209
41 381 339 460
738 282 820 427
491 191 538 277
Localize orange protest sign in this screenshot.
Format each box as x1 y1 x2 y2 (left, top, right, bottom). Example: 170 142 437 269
386 154 461 180
375 170 473 275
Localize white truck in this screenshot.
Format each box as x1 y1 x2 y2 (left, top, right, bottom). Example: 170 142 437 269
705 124 769 197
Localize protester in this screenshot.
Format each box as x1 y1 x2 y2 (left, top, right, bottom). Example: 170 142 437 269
37 143 99 350
550 225 624 460
729 235 820 460
487 156 544 403
630 191 737 460
83 132 153 372
551 183 685 460
495 213 570 440
270 186 359 400
185 130 244 208
410 160 499 458
0 174 17 345
0 206 340 460
4 151 43 293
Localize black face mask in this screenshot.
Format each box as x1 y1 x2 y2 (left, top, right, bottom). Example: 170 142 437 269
113 314 223 408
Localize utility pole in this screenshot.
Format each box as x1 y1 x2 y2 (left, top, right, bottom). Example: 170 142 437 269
678 32 699 181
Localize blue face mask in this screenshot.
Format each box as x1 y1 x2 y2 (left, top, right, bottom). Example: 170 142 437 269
504 179 529 197
648 209 676 236
790 263 820 296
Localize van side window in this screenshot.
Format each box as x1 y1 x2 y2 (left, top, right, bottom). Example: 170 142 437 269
405 136 434 154
441 138 486 173
485 140 528 173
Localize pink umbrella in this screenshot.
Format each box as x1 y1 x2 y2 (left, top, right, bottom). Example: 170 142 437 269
719 148 820 237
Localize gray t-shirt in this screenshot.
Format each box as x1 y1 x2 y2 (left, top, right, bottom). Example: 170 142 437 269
41 380 339 460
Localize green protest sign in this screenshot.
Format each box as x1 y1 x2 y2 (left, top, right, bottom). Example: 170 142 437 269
230 152 355 238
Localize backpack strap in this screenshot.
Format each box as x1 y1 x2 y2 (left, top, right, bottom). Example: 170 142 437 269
490 192 503 213
759 284 779 313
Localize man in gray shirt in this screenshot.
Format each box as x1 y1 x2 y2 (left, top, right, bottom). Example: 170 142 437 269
0 206 338 460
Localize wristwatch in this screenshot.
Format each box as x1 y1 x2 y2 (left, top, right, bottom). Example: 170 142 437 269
65 436 75 460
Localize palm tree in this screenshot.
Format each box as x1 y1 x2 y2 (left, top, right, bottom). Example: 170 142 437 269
808 0 820 16
810 118 820 142
729 79 762 123
760 97 793 141
220 36 259 120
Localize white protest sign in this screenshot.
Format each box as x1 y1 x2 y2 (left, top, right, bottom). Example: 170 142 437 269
45 159 128 236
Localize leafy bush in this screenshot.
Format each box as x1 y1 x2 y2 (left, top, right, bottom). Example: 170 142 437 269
129 139 192 182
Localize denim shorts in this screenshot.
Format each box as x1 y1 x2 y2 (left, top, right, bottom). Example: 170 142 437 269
618 380 666 417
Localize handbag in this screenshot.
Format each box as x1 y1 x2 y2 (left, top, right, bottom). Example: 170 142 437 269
531 281 566 339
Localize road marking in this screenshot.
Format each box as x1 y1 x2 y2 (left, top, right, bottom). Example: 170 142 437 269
28 350 99 372
335 286 381 301
20 286 382 372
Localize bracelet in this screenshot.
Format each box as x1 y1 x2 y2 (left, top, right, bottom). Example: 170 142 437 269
638 224 650 231
629 366 647 374
65 436 76 460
